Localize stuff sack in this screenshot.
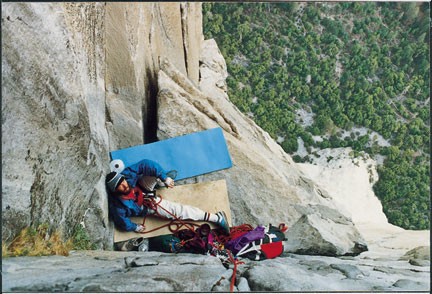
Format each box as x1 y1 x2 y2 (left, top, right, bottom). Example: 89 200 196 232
260 241 284 259
148 234 182 253
225 226 265 254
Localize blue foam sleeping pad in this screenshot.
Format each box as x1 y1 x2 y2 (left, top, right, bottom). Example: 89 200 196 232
110 128 232 181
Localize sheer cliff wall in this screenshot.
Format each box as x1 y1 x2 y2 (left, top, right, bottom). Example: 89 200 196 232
2 2 203 248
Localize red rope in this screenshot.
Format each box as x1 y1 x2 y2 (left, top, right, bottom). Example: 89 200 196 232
139 194 200 234
216 223 253 244
227 249 244 292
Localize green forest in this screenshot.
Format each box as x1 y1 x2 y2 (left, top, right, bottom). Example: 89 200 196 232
203 2 430 230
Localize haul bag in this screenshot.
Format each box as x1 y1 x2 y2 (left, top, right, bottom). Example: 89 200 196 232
236 233 284 261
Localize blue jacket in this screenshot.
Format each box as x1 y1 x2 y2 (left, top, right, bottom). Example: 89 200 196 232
121 159 168 189
109 194 148 232
109 159 168 232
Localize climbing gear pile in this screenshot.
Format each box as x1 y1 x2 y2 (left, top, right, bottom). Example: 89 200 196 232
130 190 288 292
235 234 284 261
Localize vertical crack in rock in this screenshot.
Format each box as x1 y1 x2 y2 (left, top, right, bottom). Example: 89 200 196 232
180 3 190 78
155 4 173 46
142 3 159 144
144 71 159 144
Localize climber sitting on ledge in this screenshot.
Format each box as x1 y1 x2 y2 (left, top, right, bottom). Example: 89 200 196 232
105 158 230 234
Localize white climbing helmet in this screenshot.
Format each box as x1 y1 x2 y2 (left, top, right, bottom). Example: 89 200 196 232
110 159 125 173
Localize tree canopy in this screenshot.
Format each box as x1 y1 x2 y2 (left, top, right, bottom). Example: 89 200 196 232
203 2 430 230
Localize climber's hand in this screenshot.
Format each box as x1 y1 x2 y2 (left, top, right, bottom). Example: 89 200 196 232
135 224 146 233
164 177 175 188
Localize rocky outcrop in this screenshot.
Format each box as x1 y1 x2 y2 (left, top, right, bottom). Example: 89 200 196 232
104 2 203 146
244 252 430 292
285 204 368 256
297 148 387 227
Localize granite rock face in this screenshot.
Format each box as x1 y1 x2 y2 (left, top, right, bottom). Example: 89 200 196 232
2 250 430 292
2 2 110 247
244 253 430 292
0 1 381 256
2 2 430 292
2 251 228 292
157 46 367 256
2 2 203 248
157 56 340 229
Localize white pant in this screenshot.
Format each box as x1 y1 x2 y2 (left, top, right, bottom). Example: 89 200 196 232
147 197 212 222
